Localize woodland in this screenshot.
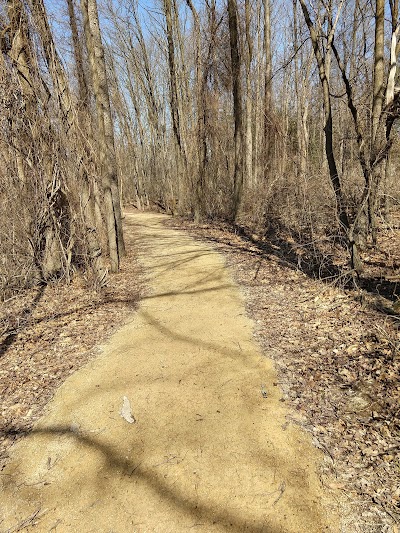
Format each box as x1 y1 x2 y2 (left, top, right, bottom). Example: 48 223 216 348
0 0 399 530
0 0 399 286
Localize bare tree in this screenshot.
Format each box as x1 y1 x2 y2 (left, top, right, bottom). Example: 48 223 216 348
0 0 111 287
299 0 400 272
227 0 244 220
263 0 273 169
81 0 125 272
186 0 206 221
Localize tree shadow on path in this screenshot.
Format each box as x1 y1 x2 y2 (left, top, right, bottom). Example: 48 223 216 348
1 425 283 533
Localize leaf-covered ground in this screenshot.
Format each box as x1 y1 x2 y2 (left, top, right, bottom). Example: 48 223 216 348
167 217 400 533
0 213 399 532
0 244 142 470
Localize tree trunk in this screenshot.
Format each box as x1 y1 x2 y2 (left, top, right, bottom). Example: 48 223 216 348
67 0 107 281
67 0 89 109
293 0 309 181
298 0 349 231
163 0 184 157
298 0 368 276
263 0 273 169
369 0 385 243
163 0 188 212
186 0 206 221
6 0 33 187
81 0 125 272
244 0 253 188
227 0 244 220
372 0 385 143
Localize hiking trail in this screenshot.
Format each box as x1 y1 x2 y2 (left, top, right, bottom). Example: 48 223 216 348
0 212 338 532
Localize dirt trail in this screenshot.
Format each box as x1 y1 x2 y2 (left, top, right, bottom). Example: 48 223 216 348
0 212 338 532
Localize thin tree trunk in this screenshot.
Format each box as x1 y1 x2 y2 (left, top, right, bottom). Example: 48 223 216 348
293 0 305 180
253 0 263 188
244 0 253 188
67 0 89 108
372 0 385 143
298 0 348 230
186 0 206 221
163 0 184 156
29 0 73 130
369 0 385 243
383 0 400 222
298 0 366 274
227 0 244 220
163 0 188 212
6 0 33 185
263 0 272 168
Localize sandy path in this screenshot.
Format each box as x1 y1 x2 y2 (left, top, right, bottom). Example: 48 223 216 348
0 212 338 532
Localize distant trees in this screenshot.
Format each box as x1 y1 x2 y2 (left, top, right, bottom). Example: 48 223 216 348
1 0 399 296
107 0 399 273
227 0 244 220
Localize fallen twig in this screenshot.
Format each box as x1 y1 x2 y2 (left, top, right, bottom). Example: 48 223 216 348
273 481 286 506
5 507 46 533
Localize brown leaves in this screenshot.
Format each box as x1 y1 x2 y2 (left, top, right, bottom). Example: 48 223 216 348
171 217 400 532
0 231 141 469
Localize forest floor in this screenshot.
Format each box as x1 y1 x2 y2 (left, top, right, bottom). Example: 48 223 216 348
0 210 398 532
0 211 339 533
167 215 400 533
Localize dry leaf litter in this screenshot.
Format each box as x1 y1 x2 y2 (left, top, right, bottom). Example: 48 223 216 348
0 236 142 470
167 217 399 533
0 213 398 533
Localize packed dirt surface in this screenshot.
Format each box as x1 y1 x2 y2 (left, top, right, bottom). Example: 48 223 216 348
168 217 400 532
0 212 339 532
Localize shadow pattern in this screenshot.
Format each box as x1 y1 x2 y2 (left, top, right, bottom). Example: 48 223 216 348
193 220 399 313
1 425 283 533
0 284 45 358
